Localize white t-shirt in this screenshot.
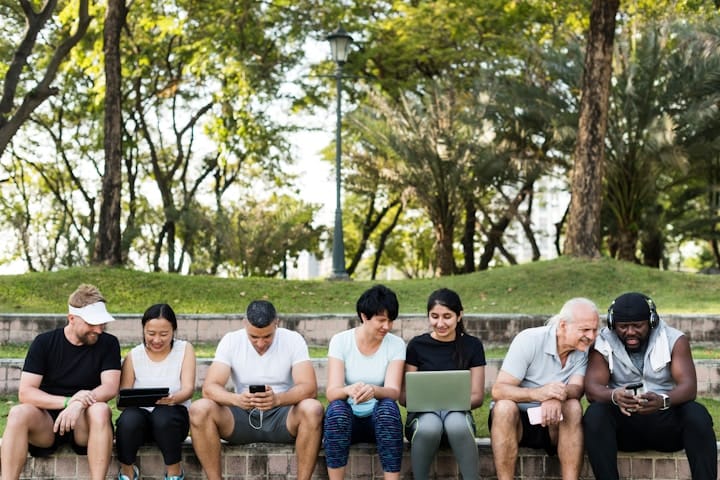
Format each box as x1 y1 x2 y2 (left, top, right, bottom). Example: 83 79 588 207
214 327 310 394
131 339 189 410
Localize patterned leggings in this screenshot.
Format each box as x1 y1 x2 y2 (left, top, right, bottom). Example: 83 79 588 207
323 398 403 472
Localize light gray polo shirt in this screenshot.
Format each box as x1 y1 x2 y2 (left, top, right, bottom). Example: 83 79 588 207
500 324 588 390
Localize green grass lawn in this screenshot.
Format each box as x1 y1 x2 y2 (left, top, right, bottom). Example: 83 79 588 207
2 257 720 314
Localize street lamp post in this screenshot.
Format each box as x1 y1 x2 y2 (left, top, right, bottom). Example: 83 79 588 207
327 25 353 280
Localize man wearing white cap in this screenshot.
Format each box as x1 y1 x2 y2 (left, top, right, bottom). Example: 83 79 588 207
584 292 717 480
0 284 121 480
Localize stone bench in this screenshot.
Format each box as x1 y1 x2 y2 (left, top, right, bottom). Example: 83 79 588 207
3 438 714 479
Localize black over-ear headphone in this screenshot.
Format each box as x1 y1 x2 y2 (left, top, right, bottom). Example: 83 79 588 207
607 294 659 330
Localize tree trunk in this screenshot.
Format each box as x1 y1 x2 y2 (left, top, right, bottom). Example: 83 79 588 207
478 182 532 270
478 219 508 271
519 191 541 261
167 220 177 272
641 231 663 268
563 0 619 257
711 239 720 269
496 241 518 265
93 0 126 265
434 221 456 276
615 228 638 263
371 203 403 280
555 204 569 257
461 196 476 273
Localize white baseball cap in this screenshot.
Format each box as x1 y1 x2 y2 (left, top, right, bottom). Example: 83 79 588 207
68 301 116 326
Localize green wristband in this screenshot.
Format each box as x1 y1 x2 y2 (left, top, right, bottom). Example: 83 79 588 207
63 396 70 408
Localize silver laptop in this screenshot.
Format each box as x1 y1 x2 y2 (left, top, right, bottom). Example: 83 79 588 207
405 370 472 412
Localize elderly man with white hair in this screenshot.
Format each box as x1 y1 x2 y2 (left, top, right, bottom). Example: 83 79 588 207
489 297 600 480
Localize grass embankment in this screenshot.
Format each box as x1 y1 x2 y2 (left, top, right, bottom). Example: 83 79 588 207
0 257 719 436
2 257 720 314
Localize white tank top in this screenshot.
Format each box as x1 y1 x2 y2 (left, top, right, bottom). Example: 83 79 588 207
131 339 189 410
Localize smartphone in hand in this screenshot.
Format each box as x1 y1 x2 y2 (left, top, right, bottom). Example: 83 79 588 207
527 406 563 425
249 385 265 394
625 382 644 396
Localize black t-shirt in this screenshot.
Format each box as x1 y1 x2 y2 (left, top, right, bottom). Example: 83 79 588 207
406 332 486 371
22 327 121 396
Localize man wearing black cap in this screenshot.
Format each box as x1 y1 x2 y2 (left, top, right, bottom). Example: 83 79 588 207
583 292 717 479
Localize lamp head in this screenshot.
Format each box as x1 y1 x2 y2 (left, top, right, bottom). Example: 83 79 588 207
327 25 353 65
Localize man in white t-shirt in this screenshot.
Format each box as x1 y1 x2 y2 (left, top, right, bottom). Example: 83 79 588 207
189 300 324 480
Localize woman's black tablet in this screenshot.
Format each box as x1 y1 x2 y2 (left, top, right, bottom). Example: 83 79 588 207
117 387 169 407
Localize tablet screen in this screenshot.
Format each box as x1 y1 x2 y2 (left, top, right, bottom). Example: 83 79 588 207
117 387 169 407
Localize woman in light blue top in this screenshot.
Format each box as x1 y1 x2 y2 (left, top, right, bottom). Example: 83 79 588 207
323 285 405 480
115 304 196 480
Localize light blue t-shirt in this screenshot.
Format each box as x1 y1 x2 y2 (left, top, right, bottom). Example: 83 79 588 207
328 328 405 416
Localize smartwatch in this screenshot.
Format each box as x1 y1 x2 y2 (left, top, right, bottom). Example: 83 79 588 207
660 393 670 410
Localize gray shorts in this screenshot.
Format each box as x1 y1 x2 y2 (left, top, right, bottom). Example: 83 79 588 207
227 406 294 444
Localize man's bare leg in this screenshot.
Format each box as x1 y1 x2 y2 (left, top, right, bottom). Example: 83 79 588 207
1 404 55 480
189 399 234 480
80 403 114 480
287 399 323 480
490 400 522 480
557 399 584 480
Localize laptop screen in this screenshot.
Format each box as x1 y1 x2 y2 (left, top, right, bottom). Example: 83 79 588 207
405 370 471 412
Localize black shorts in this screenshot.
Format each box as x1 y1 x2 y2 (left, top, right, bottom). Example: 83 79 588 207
28 409 88 458
488 405 557 456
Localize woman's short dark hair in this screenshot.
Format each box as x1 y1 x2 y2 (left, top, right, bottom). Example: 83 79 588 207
356 284 399 322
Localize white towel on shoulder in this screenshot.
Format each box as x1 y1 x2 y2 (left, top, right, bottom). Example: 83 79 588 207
594 328 671 374
649 327 671 372
594 335 614 373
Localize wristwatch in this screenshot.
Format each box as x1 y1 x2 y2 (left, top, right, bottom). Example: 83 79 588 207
660 393 670 410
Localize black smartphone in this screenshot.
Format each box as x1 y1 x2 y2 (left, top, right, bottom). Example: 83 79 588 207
625 382 644 395
249 385 265 394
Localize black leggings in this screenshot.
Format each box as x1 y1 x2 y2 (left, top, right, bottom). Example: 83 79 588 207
115 405 189 466
583 400 717 480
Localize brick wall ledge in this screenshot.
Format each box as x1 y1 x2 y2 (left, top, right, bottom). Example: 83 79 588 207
2 357 720 396
2 313 720 347
2 438 717 480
